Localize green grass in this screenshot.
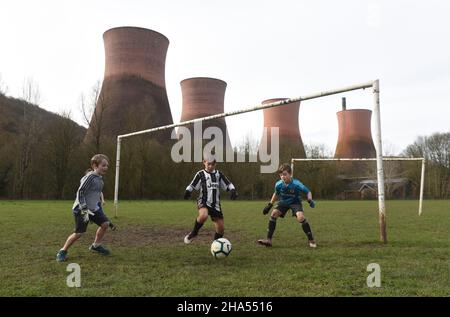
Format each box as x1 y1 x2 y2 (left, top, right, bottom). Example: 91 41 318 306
0 200 449 296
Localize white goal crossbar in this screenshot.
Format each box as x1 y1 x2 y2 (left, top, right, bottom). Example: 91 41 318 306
290 157 426 215
113 80 389 242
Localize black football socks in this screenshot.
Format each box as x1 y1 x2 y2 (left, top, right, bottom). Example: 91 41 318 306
300 219 314 241
214 232 224 240
267 216 277 239
192 219 204 236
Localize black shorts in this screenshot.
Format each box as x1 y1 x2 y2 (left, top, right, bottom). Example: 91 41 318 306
197 202 224 219
73 205 110 233
274 203 303 218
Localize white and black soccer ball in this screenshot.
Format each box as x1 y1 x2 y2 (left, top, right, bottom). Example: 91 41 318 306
210 238 232 258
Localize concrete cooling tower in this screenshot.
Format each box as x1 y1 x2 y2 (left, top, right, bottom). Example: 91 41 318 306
261 98 306 158
85 27 174 144
179 77 232 156
334 107 376 158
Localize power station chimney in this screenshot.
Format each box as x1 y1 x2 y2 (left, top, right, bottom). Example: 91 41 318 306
261 98 306 158
179 77 232 157
85 27 174 145
334 108 376 158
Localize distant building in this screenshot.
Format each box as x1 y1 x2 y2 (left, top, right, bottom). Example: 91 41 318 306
337 177 418 200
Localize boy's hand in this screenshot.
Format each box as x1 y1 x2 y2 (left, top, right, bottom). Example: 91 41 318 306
230 189 238 200
184 190 192 200
80 208 94 223
263 202 273 215
308 199 315 208
80 204 88 217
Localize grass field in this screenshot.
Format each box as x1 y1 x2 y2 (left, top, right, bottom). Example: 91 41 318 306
0 200 448 296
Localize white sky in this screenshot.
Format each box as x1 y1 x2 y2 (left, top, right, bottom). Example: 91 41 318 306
1 0 449 155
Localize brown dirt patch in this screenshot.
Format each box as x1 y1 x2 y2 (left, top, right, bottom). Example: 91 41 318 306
102 226 247 247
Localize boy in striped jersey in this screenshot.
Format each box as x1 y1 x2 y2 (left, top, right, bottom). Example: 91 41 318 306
56 154 116 262
183 154 238 244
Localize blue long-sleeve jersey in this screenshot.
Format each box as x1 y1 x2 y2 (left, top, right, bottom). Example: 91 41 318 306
274 178 310 205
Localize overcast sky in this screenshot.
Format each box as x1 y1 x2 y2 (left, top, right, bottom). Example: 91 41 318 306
1 0 449 155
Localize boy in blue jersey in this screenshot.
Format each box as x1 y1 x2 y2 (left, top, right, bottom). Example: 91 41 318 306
257 163 317 248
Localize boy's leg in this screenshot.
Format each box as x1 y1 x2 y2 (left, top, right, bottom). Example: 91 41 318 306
267 210 280 239
212 217 224 240
194 207 209 234
59 213 87 252
184 207 208 243
93 222 109 246
89 210 111 255
57 213 87 261
296 211 316 248
61 233 83 251
257 209 282 246
89 222 111 255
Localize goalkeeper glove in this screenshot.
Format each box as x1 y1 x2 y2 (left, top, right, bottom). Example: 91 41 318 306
263 202 273 215
80 207 94 223
230 189 238 200
109 222 117 231
184 190 192 200
308 199 315 208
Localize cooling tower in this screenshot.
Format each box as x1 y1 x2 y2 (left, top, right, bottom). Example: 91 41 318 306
261 98 306 158
179 77 232 154
334 109 376 158
85 27 173 144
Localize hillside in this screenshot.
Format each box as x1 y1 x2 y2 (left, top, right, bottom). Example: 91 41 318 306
0 93 86 137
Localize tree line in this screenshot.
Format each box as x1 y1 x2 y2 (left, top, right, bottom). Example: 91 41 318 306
0 80 449 201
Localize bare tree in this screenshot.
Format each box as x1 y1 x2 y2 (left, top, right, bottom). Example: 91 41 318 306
403 132 450 198
21 77 41 105
80 80 109 152
426 132 450 197
0 133 14 197
305 143 333 159
46 111 82 198
403 136 426 158
380 140 402 198
0 73 8 96
383 139 400 157
233 133 261 199
15 106 39 198
10 77 45 197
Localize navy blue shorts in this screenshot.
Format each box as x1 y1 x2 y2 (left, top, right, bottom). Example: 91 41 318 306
274 203 304 218
72 203 110 233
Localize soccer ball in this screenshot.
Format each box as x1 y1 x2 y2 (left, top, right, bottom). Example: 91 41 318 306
210 238 232 258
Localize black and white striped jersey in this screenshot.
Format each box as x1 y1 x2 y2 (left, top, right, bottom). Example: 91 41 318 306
186 169 235 211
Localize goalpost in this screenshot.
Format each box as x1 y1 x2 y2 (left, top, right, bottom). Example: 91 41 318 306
290 157 426 216
114 80 389 242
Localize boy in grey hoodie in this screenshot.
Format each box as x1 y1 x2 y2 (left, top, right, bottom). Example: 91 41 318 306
56 154 115 262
